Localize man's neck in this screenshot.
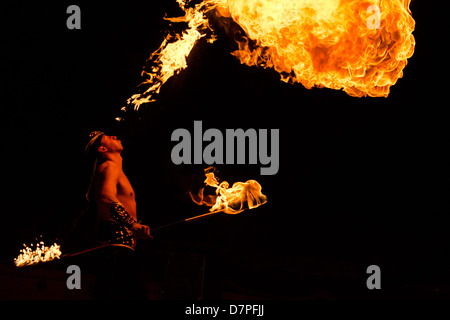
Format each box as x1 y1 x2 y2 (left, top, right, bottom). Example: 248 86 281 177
104 152 123 168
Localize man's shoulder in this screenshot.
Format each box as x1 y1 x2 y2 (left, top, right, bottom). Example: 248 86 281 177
97 160 120 174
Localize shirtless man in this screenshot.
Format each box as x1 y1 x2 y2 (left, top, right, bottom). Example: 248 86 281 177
85 131 151 299
92 133 151 246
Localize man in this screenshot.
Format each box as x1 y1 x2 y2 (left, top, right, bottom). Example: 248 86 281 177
85 131 152 299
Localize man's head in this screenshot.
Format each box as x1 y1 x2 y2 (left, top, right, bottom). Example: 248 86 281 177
85 131 123 159
98 134 123 156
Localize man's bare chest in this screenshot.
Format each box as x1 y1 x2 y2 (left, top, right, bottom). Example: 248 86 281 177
117 173 135 198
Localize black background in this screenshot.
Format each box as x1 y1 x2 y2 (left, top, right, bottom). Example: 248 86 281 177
1 1 449 299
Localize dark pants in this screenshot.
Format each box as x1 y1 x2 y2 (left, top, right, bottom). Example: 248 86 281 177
94 246 147 300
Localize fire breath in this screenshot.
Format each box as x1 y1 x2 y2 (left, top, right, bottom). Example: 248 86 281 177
171 121 279 175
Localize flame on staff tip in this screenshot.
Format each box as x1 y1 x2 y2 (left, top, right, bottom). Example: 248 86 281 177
190 167 267 214
14 241 62 267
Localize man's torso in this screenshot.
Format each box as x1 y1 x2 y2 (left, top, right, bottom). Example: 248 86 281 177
94 164 137 222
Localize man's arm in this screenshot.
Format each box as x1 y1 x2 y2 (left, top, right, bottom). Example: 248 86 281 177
98 161 122 207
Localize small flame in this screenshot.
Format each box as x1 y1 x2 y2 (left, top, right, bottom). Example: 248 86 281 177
14 241 62 267
190 167 267 214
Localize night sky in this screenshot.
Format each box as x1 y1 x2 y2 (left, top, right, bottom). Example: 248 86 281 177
1 1 448 299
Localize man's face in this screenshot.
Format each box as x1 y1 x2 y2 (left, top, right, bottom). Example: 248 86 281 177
99 135 123 153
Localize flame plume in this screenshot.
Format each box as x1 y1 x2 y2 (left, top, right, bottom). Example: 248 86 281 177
190 167 268 214
221 0 415 97
123 0 415 113
124 0 220 112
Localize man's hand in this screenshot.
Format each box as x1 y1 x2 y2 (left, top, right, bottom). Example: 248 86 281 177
131 223 153 240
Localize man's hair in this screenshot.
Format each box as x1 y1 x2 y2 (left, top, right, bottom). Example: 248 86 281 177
85 131 105 160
